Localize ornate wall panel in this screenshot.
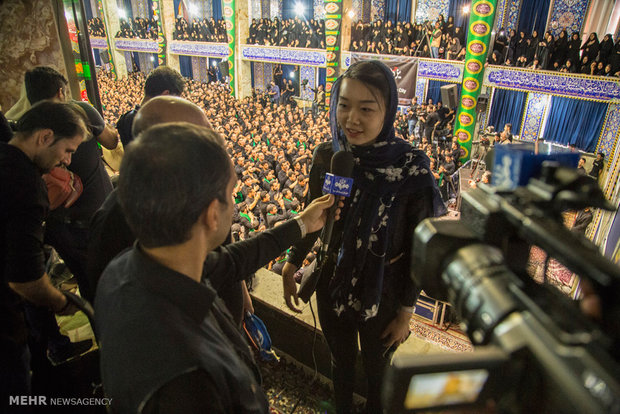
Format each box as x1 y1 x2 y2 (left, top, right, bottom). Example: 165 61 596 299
115 38 159 52
342 51 351 69
505 0 520 32
484 66 620 102
314 0 326 19
251 0 261 20
300 66 316 100
495 0 508 29
352 0 363 21
264 62 274 89
124 51 134 71
519 92 550 141
271 0 282 19
416 78 427 103
547 0 591 36
596 104 620 160
371 0 385 21
417 59 463 82
135 0 147 17
253 61 265 90
169 41 229 57
415 0 450 24
241 45 327 66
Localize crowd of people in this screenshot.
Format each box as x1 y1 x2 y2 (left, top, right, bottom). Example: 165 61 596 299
87 17 106 37
173 17 228 42
113 17 159 40
97 70 330 240
247 17 326 49
489 29 620 77
349 18 467 59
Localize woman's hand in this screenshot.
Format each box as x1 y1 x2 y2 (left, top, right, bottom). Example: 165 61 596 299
381 310 413 349
282 262 301 313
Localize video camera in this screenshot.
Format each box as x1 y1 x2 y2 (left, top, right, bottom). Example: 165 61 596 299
383 164 620 414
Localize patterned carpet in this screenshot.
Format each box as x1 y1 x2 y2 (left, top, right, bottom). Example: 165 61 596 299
409 315 473 353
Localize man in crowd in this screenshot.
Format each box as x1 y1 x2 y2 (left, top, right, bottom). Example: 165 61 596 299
95 122 335 413
24 66 118 303
589 152 605 180
268 81 280 105
1 102 85 400
116 65 186 147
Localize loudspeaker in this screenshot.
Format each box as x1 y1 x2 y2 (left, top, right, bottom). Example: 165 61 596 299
476 94 489 113
440 84 458 109
218 61 229 75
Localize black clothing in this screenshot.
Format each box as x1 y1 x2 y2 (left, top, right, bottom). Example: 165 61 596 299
589 158 604 179
45 101 112 301
97 220 302 413
116 105 140 148
0 143 48 348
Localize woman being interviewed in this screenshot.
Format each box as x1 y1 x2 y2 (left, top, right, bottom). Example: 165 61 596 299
282 60 446 413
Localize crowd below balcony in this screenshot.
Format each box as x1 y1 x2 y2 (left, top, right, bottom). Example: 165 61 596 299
173 17 228 42
246 17 326 49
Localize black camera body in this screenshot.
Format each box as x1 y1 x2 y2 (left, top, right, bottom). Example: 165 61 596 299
384 165 620 414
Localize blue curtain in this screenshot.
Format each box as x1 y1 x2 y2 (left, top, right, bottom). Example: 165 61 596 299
487 88 526 133
517 0 551 36
426 80 460 105
173 0 182 16
179 55 193 78
385 0 411 22
448 0 471 32
93 50 102 66
544 97 607 153
318 67 326 86
152 53 159 68
147 0 154 18
213 0 222 20
282 0 313 20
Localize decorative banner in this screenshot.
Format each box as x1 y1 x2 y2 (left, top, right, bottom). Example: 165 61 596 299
223 0 236 96
453 0 497 163
153 0 166 66
351 54 417 106
97 0 118 79
324 0 342 108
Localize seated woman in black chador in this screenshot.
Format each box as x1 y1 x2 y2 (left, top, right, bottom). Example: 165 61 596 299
282 60 445 413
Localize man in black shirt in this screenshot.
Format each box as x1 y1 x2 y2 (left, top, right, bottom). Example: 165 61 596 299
116 66 185 147
95 123 334 413
24 66 119 302
1 102 86 400
589 152 605 180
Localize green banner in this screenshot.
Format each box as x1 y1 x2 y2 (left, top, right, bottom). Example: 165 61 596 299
153 0 166 66
453 0 497 163
324 0 343 108
223 0 236 96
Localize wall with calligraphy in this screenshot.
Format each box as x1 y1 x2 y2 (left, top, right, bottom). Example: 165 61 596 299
519 92 550 141
415 0 450 24
300 66 316 100
416 78 427 103
547 0 590 36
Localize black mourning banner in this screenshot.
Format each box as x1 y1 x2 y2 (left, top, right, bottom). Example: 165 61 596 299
350 53 418 106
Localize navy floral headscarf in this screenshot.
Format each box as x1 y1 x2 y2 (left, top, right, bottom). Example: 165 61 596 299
328 60 446 321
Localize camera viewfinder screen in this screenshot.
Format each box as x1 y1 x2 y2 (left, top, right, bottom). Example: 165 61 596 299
404 369 489 409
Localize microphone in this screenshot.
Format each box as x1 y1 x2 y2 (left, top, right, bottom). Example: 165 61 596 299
297 150 354 304
318 150 355 263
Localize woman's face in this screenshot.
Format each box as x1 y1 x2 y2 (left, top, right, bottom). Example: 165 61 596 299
336 78 386 147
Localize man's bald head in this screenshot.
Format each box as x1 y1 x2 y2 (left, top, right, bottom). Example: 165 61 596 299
132 96 212 137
